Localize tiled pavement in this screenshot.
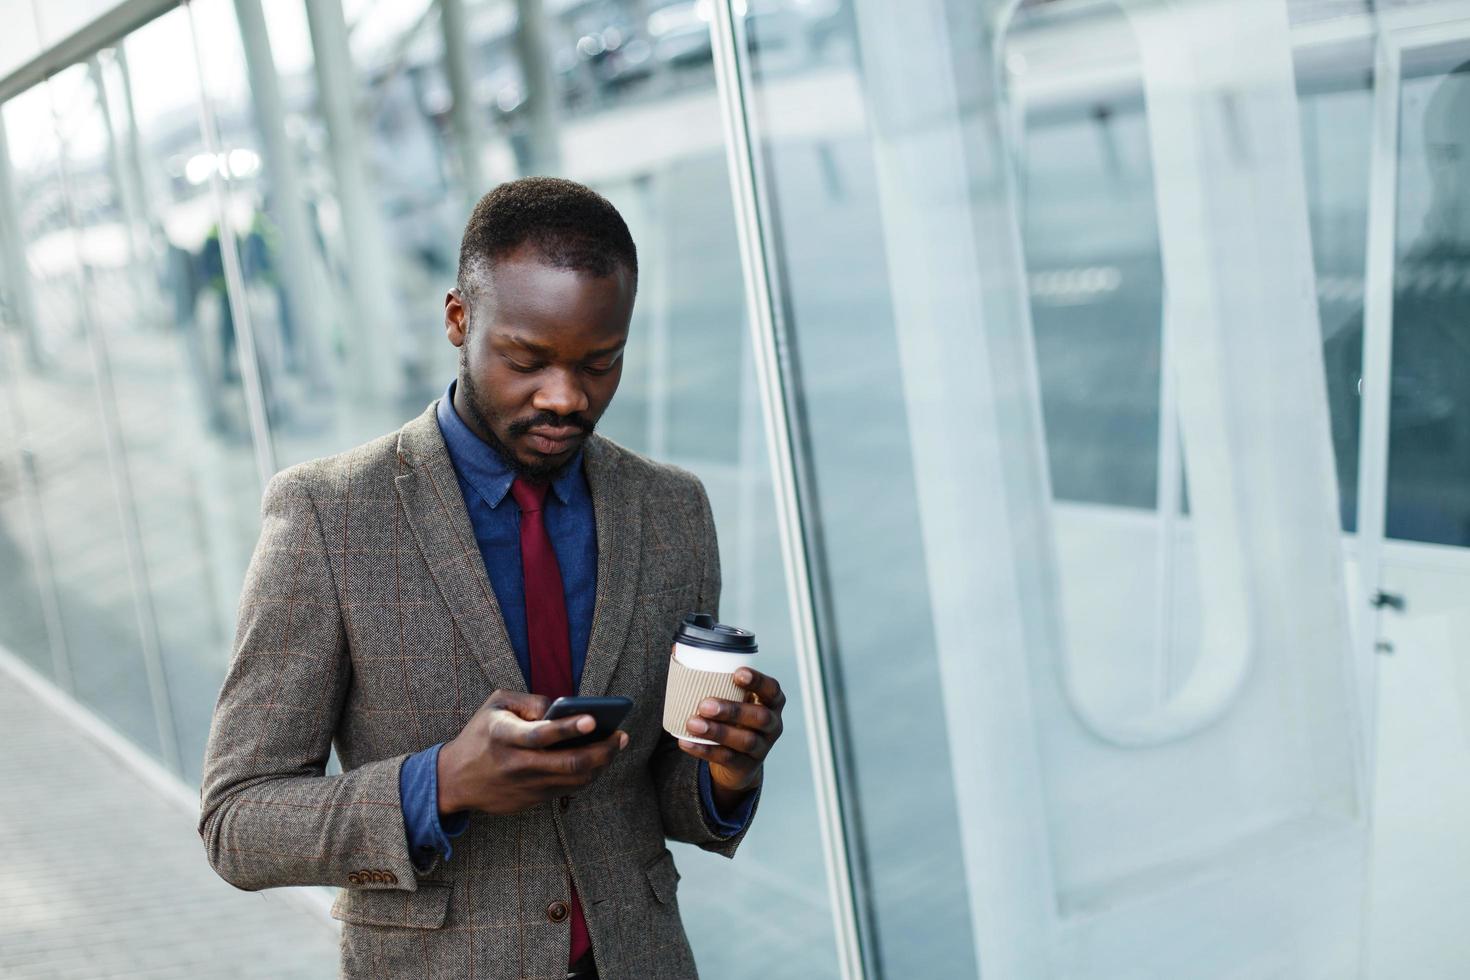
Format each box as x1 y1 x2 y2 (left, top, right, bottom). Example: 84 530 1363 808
0 669 341 979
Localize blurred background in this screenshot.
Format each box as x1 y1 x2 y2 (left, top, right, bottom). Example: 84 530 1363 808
0 0 1468 977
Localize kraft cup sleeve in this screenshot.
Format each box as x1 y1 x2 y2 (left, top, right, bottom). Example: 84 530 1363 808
663 656 746 741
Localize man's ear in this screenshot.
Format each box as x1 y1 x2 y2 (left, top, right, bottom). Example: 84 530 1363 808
445 289 468 347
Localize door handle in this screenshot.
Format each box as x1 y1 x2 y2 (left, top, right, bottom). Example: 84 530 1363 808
1371 590 1406 612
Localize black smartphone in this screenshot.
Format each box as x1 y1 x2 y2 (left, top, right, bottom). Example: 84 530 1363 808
543 696 633 748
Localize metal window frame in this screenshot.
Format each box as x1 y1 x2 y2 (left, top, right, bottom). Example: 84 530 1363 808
2 0 183 104
706 3 869 979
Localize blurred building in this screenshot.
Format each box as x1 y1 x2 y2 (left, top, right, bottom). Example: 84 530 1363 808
1 0 1469 977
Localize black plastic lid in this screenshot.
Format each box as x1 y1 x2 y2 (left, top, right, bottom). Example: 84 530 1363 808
673 612 758 654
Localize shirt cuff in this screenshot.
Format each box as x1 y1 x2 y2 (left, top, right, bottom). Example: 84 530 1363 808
698 760 756 837
400 743 469 871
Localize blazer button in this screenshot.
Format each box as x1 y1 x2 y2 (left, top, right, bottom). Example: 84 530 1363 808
347 873 361 886
546 900 570 924
559 796 571 811
384 870 398 885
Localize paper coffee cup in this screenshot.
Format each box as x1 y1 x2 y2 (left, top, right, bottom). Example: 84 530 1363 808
662 613 758 745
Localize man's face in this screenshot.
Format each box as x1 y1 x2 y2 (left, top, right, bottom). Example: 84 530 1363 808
446 245 634 481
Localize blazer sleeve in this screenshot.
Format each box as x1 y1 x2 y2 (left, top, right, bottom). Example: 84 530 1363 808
198 466 419 892
649 473 760 856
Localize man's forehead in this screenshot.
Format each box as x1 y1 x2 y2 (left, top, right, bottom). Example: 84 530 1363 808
498 331 627 357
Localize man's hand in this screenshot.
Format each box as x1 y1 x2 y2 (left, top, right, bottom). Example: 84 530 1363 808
437 690 627 817
677 668 785 813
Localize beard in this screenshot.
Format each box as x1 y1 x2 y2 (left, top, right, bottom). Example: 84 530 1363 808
458 368 596 483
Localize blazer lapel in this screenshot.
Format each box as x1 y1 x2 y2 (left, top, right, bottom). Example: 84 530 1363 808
577 434 643 697
393 402 526 694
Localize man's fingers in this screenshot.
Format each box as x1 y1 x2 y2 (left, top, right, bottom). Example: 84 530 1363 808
677 738 756 773
684 717 768 760
511 713 597 749
733 669 786 711
695 698 779 734
529 732 625 783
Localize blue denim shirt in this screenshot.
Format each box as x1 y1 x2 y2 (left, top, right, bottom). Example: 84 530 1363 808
399 382 752 869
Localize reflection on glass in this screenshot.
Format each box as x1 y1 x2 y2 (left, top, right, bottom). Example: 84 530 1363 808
1010 4 1165 511
753 0 1374 975
739 3 978 975
0 89 57 681
1 73 163 756
1387 58 1470 545
0 345 54 680
1301 47 1375 535
94 9 265 785
1324 54 1470 548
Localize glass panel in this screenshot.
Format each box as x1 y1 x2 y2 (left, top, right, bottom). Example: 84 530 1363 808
1305 40 1376 535
188 0 514 466
1013 4 1163 511
1382 48 1470 546
738 4 978 974
0 82 56 680
0 1 42 80
81 8 266 785
187 0 396 465
0 340 55 679
1 73 161 755
747 0 1367 975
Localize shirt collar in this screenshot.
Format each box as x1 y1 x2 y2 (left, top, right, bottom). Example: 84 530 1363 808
435 380 583 509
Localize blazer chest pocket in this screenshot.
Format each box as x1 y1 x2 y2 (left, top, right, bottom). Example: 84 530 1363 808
643 848 681 906
332 880 452 929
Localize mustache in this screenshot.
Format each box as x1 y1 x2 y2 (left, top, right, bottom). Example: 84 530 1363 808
506 411 596 437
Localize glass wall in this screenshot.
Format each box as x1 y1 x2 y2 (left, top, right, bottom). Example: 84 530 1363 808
732 0 1466 976
97 8 269 784
2 71 169 757
0 7 270 780
3 0 1470 977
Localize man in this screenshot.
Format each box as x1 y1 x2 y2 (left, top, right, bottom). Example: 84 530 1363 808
199 177 787 980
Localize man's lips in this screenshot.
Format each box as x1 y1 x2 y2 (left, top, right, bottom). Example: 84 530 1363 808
523 427 584 454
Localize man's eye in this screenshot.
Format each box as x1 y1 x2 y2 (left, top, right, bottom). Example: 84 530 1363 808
506 359 541 373
583 364 616 376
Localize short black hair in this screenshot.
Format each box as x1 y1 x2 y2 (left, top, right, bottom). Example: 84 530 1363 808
457 177 638 299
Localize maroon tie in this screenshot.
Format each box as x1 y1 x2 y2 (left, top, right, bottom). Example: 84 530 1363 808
509 477 590 965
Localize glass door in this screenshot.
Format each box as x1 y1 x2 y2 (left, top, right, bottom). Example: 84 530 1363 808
1357 11 1470 976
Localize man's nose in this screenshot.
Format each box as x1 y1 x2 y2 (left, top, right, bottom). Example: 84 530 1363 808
531 369 589 419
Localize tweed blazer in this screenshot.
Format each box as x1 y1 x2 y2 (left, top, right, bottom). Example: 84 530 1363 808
198 401 753 980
